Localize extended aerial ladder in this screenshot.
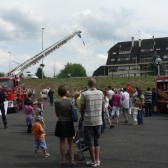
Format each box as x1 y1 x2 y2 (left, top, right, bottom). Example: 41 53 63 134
0 30 82 113
5 30 82 77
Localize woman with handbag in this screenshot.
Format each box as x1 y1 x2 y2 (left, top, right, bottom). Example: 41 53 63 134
54 85 76 166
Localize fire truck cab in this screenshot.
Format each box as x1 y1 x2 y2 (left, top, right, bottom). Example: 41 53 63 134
0 77 22 113
156 76 168 113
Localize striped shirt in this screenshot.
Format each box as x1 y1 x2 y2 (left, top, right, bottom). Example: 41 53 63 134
80 88 103 126
144 91 152 104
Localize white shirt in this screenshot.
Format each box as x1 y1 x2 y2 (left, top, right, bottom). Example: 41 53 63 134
107 90 114 100
122 91 130 108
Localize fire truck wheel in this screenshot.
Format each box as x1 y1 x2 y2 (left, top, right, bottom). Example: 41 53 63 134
7 108 17 114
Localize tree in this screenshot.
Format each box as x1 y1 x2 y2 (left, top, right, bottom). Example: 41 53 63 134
35 67 46 79
57 63 87 78
148 53 165 76
0 72 4 77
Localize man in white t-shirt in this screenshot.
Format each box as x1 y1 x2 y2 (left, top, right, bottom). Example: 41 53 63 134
122 88 130 123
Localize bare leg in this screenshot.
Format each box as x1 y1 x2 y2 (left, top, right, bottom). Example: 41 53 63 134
89 146 96 162
60 138 66 162
95 146 100 162
67 137 75 162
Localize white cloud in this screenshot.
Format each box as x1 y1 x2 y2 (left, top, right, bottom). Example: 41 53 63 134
1 0 168 76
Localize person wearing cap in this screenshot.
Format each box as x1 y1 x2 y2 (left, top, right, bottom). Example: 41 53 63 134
32 116 50 158
0 85 8 128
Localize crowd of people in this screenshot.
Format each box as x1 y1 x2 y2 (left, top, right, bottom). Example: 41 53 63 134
0 79 158 167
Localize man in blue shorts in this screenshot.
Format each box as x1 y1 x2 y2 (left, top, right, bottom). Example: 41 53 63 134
80 78 103 167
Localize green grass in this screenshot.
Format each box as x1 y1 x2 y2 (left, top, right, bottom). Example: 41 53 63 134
22 76 156 99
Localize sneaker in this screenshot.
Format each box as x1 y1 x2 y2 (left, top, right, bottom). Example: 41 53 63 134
86 160 97 167
96 160 100 166
44 153 50 158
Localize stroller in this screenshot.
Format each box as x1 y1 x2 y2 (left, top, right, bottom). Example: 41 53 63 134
73 118 88 161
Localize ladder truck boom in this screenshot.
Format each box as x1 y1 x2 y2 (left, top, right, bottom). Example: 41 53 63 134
1 30 82 113
5 30 82 77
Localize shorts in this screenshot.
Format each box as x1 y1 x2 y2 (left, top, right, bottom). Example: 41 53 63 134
111 106 120 116
34 138 47 151
122 108 129 115
84 125 101 148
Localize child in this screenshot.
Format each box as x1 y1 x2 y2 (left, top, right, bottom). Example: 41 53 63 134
24 102 34 133
32 116 50 158
35 102 45 133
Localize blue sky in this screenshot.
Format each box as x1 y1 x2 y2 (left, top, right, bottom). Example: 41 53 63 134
0 0 168 77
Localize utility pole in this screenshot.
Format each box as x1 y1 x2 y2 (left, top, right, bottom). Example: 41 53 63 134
42 27 44 79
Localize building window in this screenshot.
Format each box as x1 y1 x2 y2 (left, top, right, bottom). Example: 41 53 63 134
141 49 153 52
118 58 129 61
113 52 117 54
163 55 168 59
111 59 115 61
119 51 130 54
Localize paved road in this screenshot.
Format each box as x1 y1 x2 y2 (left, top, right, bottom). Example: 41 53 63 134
0 101 168 168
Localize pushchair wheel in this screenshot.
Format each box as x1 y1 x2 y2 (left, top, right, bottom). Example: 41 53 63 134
76 151 85 161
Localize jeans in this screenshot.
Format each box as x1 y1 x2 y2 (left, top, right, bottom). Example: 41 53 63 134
137 109 144 125
0 103 7 126
145 103 152 116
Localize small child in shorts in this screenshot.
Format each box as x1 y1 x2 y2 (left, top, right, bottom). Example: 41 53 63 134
32 116 50 158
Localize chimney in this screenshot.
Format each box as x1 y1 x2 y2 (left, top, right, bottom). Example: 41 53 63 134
139 39 141 47
131 37 134 47
153 36 154 40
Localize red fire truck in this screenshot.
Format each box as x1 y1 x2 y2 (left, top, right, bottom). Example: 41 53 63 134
156 75 168 113
0 30 82 113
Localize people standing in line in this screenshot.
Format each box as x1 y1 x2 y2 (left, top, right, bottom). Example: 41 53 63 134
24 102 34 133
80 78 103 167
48 88 54 106
152 87 157 115
0 85 8 128
133 89 144 125
32 116 50 158
122 88 130 123
111 88 121 125
144 87 152 117
54 85 76 166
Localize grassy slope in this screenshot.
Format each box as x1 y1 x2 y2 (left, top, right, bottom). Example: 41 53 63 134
22 76 156 98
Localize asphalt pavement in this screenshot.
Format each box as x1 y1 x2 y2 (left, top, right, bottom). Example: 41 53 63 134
0 101 168 168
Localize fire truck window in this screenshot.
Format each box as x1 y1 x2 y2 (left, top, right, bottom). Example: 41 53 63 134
0 80 12 90
163 82 168 91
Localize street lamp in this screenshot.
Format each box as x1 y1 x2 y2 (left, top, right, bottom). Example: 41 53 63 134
8 52 11 71
42 28 44 79
155 56 162 76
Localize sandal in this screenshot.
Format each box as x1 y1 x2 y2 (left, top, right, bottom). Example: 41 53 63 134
71 160 77 166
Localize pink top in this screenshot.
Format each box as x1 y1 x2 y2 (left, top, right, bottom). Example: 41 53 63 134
24 105 34 115
112 94 121 106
